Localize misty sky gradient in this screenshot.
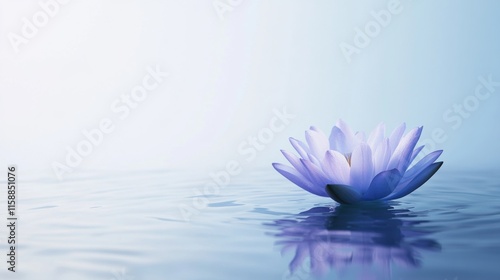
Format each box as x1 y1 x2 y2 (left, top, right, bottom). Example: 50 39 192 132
1 0 499 179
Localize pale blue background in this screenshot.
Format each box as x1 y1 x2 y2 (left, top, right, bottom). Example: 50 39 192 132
0 2 500 280
0 0 499 178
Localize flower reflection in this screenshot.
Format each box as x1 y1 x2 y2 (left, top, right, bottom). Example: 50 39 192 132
267 203 441 280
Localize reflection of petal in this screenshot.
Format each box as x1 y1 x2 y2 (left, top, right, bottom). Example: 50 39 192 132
289 243 309 273
266 203 441 279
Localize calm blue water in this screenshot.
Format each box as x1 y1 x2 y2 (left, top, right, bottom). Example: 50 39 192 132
1 169 499 280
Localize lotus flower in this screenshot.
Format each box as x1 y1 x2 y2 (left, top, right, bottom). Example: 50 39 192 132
272 120 443 204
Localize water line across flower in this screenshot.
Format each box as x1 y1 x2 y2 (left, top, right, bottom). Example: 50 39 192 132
272 120 443 204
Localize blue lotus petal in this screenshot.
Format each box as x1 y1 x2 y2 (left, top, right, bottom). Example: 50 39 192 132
289 137 309 159
410 145 425 163
322 150 350 185
325 184 362 204
309 125 322 133
403 150 443 180
384 162 443 200
363 169 401 200
307 153 322 167
306 129 329 161
387 126 423 173
367 123 385 149
373 138 390 174
336 119 355 139
355 131 366 142
329 126 347 154
281 150 308 178
350 143 373 194
324 187 344 204
390 150 442 198
336 119 357 153
388 123 406 154
300 159 329 193
273 163 327 197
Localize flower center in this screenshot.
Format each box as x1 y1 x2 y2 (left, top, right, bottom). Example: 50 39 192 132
345 153 352 166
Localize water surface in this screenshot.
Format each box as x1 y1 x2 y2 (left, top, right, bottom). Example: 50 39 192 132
1 169 499 279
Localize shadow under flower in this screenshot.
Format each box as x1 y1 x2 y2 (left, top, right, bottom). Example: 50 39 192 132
266 202 442 280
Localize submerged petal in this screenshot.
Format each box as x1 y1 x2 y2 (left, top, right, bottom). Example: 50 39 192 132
384 162 443 200
350 143 374 194
273 163 327 197
325 184 362 204
363 169 401 200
